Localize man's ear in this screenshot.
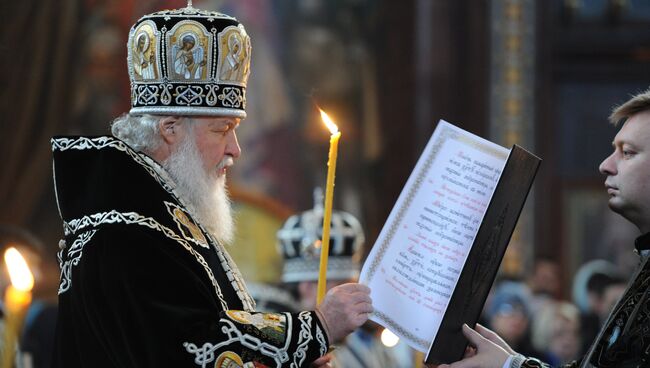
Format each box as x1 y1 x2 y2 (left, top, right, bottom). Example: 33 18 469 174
159 116 180 144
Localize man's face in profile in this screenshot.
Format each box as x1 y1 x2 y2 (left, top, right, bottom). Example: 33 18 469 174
600 110 650 226
191 116 241 180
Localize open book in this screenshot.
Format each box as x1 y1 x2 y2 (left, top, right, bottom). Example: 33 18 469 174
359 120 540 364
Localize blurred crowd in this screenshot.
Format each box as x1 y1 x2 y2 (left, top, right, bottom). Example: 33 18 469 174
479 257 630 367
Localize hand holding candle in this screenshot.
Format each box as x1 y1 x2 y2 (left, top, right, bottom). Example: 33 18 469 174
316 108 341 305
1 247 34 368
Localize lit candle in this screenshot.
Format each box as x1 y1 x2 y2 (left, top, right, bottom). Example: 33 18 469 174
316 108 341 305
1 247 34 368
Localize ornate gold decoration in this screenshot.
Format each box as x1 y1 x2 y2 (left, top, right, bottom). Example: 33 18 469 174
172 207 208 245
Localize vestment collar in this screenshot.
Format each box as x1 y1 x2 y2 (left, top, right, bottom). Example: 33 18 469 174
635 232 650 260
635 232 650 252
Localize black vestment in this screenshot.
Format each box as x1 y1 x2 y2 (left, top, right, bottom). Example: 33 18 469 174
51 136 328 367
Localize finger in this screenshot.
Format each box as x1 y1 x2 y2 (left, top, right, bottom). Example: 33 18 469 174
358 284 371 293
475 323 502 344
356 303 374 314
353 292 372 301
474 323 488 333
352 312 370 326
460 324 488 348
353 301 374 313
463 345 477 358
475 323 514 354
344 293 372 307
475 323 498 340
313 355 331 363
347 291 372 302
340 283 371 294
311 355 331 365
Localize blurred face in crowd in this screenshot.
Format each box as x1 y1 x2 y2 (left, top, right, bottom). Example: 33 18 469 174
490 304 529 345
529 260 560 296
548 315 580 362
599 110 650 232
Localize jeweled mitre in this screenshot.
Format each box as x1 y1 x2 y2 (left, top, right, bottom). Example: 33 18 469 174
128 5 251 118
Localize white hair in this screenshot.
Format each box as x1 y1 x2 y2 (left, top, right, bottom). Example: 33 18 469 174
110 113 165 153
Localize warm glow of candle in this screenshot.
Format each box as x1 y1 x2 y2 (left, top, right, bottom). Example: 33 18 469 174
5 247 34 292
2 247 34 368
316 108 341 305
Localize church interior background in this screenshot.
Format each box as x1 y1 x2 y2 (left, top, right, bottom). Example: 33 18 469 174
2 0 650 313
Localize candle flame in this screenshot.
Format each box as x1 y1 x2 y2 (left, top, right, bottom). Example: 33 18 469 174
319 109 339 135
4 248 34 292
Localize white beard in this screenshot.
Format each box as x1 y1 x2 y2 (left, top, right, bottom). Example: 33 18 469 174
162 135 235 245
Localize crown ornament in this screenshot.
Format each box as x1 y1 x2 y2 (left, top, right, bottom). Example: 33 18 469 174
277 188 365 283
127 1 251 118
